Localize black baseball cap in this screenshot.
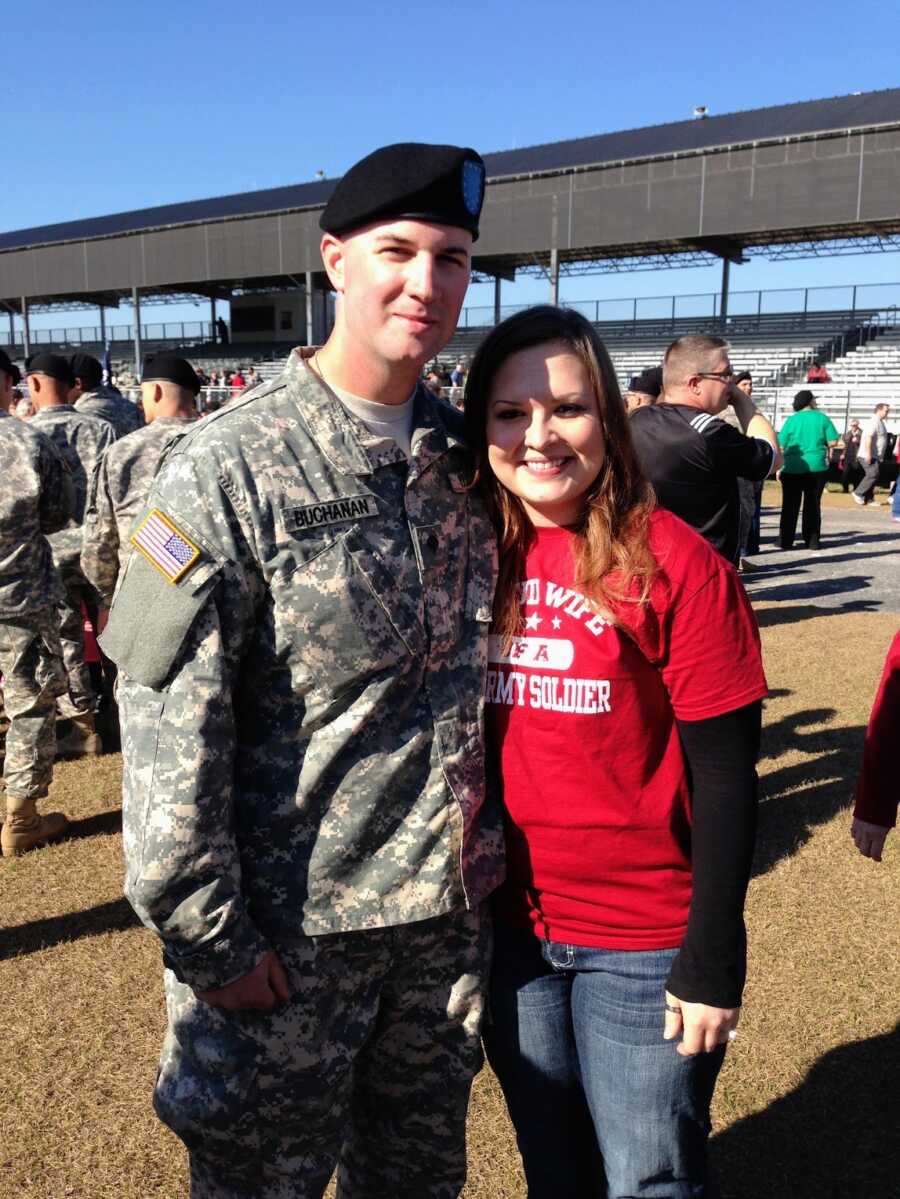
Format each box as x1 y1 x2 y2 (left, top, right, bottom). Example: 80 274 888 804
628 366 663 398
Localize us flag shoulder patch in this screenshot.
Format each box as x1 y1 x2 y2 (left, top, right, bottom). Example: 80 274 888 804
131 509 202 584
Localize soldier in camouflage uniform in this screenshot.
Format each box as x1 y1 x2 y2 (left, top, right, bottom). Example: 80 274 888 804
28 354 114 757
82 354 200 607
0 350 73 857
69 351 143 438
102 143 503 1198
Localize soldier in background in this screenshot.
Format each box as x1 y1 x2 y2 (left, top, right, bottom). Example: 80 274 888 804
83 355 200 607
102 142 501 1198
69 351 142 438
0 350 73 857
624 365 662 412
27 354 114 758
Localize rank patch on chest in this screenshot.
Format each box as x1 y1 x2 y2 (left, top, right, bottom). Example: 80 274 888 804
283 494 379 532
130 509 202 583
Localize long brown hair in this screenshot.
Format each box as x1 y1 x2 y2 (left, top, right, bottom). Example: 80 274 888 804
464 306 656 645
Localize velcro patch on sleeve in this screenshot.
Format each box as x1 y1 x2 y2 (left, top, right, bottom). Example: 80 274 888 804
130 508 202 584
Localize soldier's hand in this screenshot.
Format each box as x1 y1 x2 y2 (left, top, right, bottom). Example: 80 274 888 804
196 951 291 1012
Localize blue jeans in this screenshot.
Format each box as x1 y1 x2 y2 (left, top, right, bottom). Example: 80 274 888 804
484 926 725 1199
891 479 900 519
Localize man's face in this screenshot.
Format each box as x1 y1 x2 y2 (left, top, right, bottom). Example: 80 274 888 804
322 219 472 370
694 350 734 414
735 377 753 397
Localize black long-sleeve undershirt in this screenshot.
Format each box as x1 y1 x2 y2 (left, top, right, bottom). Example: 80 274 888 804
666 701 762 1009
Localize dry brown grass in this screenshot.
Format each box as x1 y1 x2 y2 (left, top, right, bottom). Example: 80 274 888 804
1 608 898 1199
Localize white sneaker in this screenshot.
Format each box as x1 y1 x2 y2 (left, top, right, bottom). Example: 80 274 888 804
852 494 866 505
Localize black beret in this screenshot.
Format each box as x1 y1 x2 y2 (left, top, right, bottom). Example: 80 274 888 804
0 349 21 386
141 354 202 395
69 352 103 389
320 143 486 240
628 366 663 398
25 353 74 385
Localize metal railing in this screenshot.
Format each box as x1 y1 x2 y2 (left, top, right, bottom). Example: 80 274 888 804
5 281 900 351
456 281 900 330
0 320 216 351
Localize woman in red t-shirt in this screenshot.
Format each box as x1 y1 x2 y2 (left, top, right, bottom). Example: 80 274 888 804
464 307 768 1199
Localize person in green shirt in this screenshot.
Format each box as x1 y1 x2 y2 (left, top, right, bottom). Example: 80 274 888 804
777 389 841 550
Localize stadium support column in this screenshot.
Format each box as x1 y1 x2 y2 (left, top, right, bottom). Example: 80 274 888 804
210 296 216 341
99 304 106 349
720 258 730 325
494 276 502 326
8 308 14 351
549 249 559 306
132 287 142 375
21 297 30 358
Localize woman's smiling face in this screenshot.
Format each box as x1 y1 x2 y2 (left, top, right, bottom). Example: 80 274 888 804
486 340 606 527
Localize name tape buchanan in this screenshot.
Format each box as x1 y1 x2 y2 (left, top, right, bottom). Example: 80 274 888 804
284 495 379 532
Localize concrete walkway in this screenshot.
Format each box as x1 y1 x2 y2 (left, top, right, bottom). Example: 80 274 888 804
742 501 900 616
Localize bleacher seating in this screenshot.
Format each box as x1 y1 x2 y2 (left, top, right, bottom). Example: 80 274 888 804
94 308 897 415
439 308 880 388
607 336 819 390
823 327 900 387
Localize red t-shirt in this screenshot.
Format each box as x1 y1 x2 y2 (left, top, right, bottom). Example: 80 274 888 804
486 508 768 950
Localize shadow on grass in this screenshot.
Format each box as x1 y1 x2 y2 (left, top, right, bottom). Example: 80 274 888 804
0 895 139 960
748 575 874 604
754 601 880 628
753 704 865 878
66 808 123 840
711 1023 900 1199
746 548 900 579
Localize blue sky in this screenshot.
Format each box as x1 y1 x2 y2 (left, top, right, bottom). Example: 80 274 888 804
4 0 899 329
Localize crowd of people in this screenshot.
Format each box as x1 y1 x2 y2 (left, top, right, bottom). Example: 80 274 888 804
623 362 899 556
1 139 898 1199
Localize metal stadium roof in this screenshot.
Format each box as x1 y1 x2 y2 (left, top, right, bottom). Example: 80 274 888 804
3 88 899 254
482 87 900 177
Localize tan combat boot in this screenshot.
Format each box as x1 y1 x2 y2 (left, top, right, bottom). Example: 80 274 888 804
55 711 103 759
1 795 70 857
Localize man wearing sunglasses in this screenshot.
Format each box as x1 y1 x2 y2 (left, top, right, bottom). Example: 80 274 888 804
630 335 781 565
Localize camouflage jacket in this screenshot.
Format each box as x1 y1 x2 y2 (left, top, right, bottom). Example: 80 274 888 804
75 385 143 438
30 405 115 571
101 349 503 991
82 416 198 606
0 411 74 617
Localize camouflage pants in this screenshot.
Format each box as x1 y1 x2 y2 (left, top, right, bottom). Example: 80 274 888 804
155 906 491 1199
0 612 67 799
56 563 96 718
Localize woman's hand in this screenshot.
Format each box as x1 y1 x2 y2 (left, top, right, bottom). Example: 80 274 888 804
664 991 739 1056
851 818 891 862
